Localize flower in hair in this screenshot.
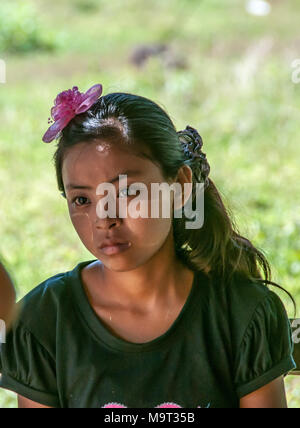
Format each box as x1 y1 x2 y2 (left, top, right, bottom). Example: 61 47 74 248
42 83 103 143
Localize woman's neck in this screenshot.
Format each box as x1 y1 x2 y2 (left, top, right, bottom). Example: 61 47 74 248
83 233 194 314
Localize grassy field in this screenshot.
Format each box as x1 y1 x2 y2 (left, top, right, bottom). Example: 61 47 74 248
0 0 299 408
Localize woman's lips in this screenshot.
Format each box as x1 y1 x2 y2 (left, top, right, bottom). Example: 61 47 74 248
99 242 131 256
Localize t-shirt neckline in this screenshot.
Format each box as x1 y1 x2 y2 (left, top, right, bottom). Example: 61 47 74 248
68 259 202 353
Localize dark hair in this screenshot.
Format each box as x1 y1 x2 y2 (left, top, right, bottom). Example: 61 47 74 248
52 92 296 315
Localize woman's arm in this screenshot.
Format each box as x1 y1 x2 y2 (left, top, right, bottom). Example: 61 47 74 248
239 376 288 408
0 262 16 326
18 395 52 408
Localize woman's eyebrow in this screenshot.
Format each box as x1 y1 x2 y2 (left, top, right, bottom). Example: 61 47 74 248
66 169 141 190
66 184 93 190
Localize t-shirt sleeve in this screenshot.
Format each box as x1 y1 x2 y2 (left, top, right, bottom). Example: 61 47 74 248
0 321 60 407
233 290 296 398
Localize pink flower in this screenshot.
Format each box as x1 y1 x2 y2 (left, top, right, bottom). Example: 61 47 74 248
42 83 103 143
102 402 127 408
156 402 182 408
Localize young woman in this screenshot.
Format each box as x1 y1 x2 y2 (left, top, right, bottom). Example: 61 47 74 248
0 84 296 408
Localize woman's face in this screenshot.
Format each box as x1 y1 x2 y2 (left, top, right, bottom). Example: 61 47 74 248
62 140 186 272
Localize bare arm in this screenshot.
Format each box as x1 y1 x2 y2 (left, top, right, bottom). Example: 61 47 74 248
18 395 52 408
0 265 52 409
239 376 288 408
0 262 16 327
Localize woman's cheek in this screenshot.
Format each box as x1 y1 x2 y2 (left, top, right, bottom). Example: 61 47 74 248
131 216 172 248
125 191 173 245
69 210 95 250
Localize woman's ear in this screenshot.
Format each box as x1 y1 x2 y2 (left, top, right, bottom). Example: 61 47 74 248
173 165 193 211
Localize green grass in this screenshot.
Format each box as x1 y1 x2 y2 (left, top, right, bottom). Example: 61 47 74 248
1 0 299 408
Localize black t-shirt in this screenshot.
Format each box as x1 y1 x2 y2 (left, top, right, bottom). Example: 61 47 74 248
0 259 296 408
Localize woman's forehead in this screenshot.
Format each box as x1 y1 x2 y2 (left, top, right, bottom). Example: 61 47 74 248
63 141 130 167
62 140 160 185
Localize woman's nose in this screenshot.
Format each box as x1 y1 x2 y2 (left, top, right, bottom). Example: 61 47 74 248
95 192 122 229
95 215 121 230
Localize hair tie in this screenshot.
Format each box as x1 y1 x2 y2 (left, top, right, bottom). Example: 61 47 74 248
177 125 210 188
42 83 103 143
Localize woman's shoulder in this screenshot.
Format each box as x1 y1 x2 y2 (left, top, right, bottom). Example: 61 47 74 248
19 259 96 306
215 272 291 352
12 261 93 340
225 272 273 312
202 270 274 312
20 269 70 312
222 271 288 319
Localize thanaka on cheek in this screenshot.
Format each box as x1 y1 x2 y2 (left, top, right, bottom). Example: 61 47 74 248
70 211 98 255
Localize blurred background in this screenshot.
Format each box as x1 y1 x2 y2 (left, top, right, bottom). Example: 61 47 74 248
0 0 299 408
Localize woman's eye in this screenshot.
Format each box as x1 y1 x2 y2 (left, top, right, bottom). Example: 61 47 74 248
119 187 131 198
118 186 141 198
72 196 89 206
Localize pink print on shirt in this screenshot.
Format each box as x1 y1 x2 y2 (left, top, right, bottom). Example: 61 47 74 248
102 402 211 408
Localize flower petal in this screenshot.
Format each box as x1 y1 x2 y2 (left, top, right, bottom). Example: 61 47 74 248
42 115 74 143
75 84 103 114
84 83 103 98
